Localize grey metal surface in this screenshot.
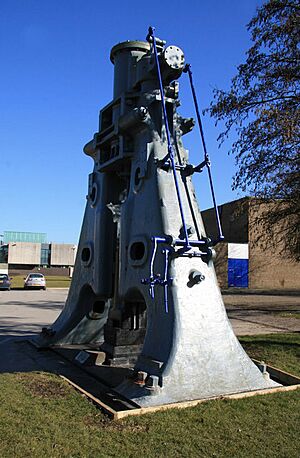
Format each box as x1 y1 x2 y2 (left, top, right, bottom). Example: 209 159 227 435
35 33 280 405
116 257 279 405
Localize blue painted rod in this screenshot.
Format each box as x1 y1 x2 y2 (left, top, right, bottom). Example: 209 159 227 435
151 236 208 247
148 26 190 248
184 64 224 242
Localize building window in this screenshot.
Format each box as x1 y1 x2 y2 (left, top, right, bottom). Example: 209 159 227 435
41 244 51 266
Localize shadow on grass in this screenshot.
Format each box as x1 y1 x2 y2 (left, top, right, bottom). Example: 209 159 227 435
239 333 300 377
240 333 300 347
242 339 300 349
222 289 300 297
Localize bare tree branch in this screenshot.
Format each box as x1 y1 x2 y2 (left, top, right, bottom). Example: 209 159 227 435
208 0 300 260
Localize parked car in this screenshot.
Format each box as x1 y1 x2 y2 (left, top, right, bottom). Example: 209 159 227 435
0 274 11 291
24 273 46 290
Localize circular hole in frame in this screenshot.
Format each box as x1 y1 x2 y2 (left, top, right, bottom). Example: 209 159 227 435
90 183 98 207
130 242 146 261
81 245 92 266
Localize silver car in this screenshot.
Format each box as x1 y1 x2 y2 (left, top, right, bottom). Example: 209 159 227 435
24 273 46 290
0 274 11 290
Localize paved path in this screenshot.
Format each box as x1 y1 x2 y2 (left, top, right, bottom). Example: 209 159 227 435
223 293 300 335
0 289 299 343
0 289 66 343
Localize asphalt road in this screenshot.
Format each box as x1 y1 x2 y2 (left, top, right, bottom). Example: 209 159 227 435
0 289 67 343
224 293 300 335
0 289 299 343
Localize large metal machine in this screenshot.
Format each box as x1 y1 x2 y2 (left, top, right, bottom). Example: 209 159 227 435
37 28 278 406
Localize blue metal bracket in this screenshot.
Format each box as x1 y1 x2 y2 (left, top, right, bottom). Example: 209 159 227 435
141 237 173 313
141 235 215 312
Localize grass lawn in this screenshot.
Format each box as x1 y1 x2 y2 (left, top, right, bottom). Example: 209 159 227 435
0 333 299 458
239 333 300 377
11 275 71 289
275 311 300 319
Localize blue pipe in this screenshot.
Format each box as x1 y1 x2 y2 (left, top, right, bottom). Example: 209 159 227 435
148 26 191 248
151 236 209 247
184 64 224 242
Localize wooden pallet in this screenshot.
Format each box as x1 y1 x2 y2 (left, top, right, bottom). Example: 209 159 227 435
58 360 300 420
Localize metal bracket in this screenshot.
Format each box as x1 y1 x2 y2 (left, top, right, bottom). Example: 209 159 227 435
141 235 215 312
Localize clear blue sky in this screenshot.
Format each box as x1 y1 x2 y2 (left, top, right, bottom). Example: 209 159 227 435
0 0 262 244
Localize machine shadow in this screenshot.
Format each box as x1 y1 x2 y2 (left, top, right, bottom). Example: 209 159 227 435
0 337 138 413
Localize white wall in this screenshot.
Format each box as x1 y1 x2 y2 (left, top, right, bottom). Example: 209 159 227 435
0 263 8 274
228 243 249 259
8 242 41 265
50 243 76 266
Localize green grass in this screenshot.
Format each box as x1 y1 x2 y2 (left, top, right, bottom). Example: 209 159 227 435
11 275 71 289
275 311 300 319
0 333 299 458
44 276 71 288
239 333 300 377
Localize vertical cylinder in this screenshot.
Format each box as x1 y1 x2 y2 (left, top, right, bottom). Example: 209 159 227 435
110 41 150 99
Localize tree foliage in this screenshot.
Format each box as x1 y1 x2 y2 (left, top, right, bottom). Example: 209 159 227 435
208 0 300 259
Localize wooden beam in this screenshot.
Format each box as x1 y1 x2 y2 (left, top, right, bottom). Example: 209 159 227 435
114 384 300 420
59 374 117 417
59 361 300 421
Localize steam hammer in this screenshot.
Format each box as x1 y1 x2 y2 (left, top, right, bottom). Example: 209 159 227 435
36 32 279 406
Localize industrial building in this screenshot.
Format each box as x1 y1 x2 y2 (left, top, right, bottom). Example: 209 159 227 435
202 197 300 290
0 231 77 275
